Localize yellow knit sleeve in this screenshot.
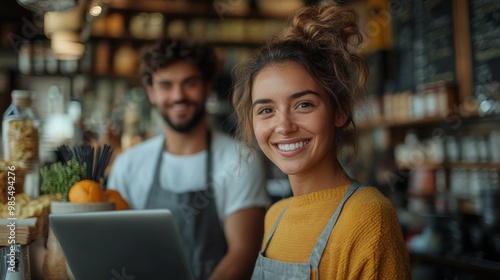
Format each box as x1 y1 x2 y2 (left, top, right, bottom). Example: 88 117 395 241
322 187 411 279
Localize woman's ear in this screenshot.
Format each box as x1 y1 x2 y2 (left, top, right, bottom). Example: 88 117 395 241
334 111 349 127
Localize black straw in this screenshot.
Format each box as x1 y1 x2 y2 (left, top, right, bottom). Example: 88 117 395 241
57 143 113 183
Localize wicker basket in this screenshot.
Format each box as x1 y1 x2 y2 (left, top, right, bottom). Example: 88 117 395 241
0 204 50 246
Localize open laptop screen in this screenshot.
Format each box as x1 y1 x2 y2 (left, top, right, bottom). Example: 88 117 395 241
49 209 194 280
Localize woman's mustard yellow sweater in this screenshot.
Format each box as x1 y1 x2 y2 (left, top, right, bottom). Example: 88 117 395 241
262 184 411 280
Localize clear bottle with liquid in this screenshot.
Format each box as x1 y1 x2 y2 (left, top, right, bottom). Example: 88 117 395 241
17 41 32 75
1 244 31 280
2 90 40 197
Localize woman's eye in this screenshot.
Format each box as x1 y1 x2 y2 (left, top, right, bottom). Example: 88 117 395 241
297 102 312 109
257 108 273 115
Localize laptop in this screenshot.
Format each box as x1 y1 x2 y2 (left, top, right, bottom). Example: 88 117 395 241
49 209 194 280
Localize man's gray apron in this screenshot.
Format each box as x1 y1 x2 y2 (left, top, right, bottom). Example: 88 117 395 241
252 180 365 280
147 132 227 280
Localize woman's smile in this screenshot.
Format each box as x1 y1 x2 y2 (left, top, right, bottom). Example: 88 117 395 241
276 140 310 152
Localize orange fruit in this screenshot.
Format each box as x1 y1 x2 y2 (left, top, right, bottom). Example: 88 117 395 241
104 189 129 210
68 180 104 203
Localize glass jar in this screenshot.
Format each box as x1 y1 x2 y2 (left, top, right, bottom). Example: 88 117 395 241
2 90 40 197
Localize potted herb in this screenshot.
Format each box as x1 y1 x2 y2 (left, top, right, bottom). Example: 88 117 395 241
40 158 86 201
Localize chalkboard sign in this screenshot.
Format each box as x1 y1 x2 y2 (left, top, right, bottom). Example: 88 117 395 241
391 0 414 91
391 0 456 91
413 0 456 87
469 0 500 99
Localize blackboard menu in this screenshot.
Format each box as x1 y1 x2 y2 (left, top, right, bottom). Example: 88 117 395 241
413 0 456 87
391 0 414 91
391 0 456 91
469 0 500 99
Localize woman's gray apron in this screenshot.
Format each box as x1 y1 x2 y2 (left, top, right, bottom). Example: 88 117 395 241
147 133 227 280
251 180 365 280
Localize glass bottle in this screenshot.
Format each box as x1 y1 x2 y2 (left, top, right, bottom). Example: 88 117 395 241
32 40 45 75
2 90 40 198
18 41 32 75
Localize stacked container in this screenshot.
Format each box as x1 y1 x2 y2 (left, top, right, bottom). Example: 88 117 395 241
2 90 40 198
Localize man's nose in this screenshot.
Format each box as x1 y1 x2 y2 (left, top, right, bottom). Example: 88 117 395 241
170 84 186 100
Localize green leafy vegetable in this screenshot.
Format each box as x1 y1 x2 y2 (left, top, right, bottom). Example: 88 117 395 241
40 158 86 201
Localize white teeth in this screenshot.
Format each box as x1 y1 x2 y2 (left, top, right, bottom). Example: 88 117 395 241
277 141 308 151
172 104 188 110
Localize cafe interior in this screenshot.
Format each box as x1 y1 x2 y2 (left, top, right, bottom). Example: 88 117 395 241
1 0 500 279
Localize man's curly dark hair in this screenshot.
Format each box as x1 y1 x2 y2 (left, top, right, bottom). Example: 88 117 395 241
140 37 218 87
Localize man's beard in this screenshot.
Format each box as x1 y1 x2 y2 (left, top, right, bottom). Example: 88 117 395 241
160 103 205 133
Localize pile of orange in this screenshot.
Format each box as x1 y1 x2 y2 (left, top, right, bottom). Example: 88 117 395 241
68 180 129 210
104 189 129 210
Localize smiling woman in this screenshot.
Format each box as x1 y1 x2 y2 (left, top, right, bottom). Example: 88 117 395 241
251 63 337 184
232 2 411 280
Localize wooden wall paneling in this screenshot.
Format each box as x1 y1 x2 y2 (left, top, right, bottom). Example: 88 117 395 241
453 0 473 106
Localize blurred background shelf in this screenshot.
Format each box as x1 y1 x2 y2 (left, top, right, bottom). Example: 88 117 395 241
410 251 500 279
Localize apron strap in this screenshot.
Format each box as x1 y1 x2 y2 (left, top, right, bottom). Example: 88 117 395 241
308 180 365 269
260 205 288 253
150 131 213 203
206 131 213 190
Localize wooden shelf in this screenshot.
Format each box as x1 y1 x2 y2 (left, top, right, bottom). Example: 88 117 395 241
17 73 143 85
17 73 84 78
107 0 292 20
89 35 263 48
397 162 500 170
358 113 500 130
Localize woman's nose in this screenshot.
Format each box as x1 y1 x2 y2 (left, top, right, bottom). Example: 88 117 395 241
275 113 297 135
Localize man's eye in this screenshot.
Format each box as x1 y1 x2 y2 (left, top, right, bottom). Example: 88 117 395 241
185 79 200 88
158 83 171 90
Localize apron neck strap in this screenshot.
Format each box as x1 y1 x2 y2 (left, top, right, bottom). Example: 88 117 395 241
260 205 288 253
308 180 364 267
206 130 212 188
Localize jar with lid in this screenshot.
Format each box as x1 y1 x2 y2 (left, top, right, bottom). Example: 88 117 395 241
2 90 40 197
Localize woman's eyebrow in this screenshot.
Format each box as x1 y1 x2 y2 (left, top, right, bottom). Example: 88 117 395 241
289 90 320 100
252 90 319 109
252 98 273 109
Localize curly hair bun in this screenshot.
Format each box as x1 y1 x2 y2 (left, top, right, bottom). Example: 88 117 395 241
282 2 363 55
